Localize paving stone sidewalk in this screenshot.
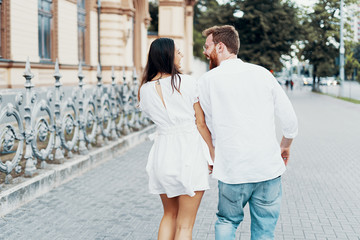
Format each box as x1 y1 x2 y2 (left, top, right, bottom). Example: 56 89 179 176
0 89 360 240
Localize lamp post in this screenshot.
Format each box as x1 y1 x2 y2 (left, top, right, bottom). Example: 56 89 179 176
339 0 345 97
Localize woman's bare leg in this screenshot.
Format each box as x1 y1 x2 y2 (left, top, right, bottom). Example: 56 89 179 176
174 191 205 240
158 194 179 240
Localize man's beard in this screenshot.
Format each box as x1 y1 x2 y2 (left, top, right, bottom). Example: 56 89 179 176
209 48 219 70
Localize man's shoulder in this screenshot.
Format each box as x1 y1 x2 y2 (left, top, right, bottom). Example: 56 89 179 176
244 62 269 73
198 66 222 83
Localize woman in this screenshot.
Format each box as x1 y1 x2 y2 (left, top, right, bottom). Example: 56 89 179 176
138 38 214 240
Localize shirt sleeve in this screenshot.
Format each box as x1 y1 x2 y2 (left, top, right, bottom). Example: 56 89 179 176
138 86 147 111
138 101 144 112
197 74 215 141
188 75 200 103
271 74 298 139
138 90 150 118
197 75 210 111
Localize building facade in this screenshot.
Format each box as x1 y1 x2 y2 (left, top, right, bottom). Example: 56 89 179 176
0 0 195 88
349 3 360 43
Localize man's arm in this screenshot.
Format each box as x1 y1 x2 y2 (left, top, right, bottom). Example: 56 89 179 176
280 136 293 166
271 74 298 139
197 75 214 140
270 72 298 165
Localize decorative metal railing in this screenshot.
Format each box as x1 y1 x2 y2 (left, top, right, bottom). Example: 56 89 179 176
0 59 150 184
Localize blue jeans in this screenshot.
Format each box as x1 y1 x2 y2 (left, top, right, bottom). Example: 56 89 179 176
215 176 282 240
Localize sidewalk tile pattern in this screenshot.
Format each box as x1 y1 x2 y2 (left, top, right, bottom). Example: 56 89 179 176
0 89 360 239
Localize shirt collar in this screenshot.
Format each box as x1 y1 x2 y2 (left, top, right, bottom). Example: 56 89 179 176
219 58 243 66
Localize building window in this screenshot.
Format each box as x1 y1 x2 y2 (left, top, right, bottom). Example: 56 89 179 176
0 0 3 58
78 0 86 63
38 0 52 61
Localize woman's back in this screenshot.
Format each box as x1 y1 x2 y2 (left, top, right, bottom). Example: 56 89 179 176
139 73 210 198
138 37 213 238
139 74 198 128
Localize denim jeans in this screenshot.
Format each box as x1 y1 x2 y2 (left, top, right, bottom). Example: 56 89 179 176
215 176 282 240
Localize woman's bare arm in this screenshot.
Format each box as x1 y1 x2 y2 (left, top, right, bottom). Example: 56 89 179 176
194 102 214 161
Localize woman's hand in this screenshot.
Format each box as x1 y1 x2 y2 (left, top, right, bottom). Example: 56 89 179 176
208 164 213 175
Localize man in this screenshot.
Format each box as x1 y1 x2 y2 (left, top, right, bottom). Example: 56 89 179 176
198 25 298 240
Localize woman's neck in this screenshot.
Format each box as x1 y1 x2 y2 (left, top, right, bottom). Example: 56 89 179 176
152 72 171 81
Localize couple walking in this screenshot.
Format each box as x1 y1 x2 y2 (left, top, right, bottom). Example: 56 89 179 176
138 25 298 240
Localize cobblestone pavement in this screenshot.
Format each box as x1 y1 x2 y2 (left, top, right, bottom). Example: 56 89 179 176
1 89 360 240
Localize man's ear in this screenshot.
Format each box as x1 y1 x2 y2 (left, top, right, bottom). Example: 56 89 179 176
217 42 224 53
215 43 220 53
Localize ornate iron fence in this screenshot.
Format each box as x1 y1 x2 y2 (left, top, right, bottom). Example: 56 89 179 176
0 59 150 184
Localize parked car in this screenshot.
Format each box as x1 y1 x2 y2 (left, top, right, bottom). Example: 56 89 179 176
319 78 328 85
302 77 312 86
320 77 339 86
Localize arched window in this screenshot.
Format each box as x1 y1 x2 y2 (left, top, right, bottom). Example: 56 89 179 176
77 0 86 63
38 0 53 61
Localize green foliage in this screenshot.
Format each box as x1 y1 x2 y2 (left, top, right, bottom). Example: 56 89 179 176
345 42 360 82
299 1 338 80
193 29 206 61
298 0 357 82
193 0 235 61
235 0 301 71
193 0 301 71
354 44 360 62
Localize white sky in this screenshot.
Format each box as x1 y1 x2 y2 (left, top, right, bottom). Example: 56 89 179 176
229 0 318 17
293 0 317 7
218 0 317 7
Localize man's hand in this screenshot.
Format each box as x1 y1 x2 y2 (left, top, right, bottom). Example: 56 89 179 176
280 136 293 166
208 164 213 175
208 147 215 174
281 147 290 166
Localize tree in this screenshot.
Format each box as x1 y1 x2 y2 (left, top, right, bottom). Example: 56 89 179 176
193 0 233 61
345 42 360 82
298 0 356 92
193 0 301 71
235 0 301 71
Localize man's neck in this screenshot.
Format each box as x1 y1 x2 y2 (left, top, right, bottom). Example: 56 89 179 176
219 54 237 64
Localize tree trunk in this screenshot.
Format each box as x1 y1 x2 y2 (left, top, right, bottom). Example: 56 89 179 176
312 76 320 92
312 65 320 92
312 74 316 92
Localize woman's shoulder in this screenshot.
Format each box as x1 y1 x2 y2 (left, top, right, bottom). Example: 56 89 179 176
140 82 152 96
179 74 197 87
179 74 196 81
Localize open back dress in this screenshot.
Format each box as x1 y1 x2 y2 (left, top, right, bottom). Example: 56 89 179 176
139 74 211 198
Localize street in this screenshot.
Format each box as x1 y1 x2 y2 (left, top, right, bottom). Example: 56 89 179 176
0 88 359 240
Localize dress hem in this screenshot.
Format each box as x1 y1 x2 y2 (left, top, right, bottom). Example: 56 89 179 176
149 186 210 198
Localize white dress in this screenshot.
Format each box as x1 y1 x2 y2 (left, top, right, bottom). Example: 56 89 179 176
139 74 211 198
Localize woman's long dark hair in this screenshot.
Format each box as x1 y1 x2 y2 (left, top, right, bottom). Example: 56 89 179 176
138 38 181 100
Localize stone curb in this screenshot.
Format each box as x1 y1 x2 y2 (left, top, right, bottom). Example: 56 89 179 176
0 125 156 217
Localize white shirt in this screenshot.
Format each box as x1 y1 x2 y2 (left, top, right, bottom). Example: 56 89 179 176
198 58 298 184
